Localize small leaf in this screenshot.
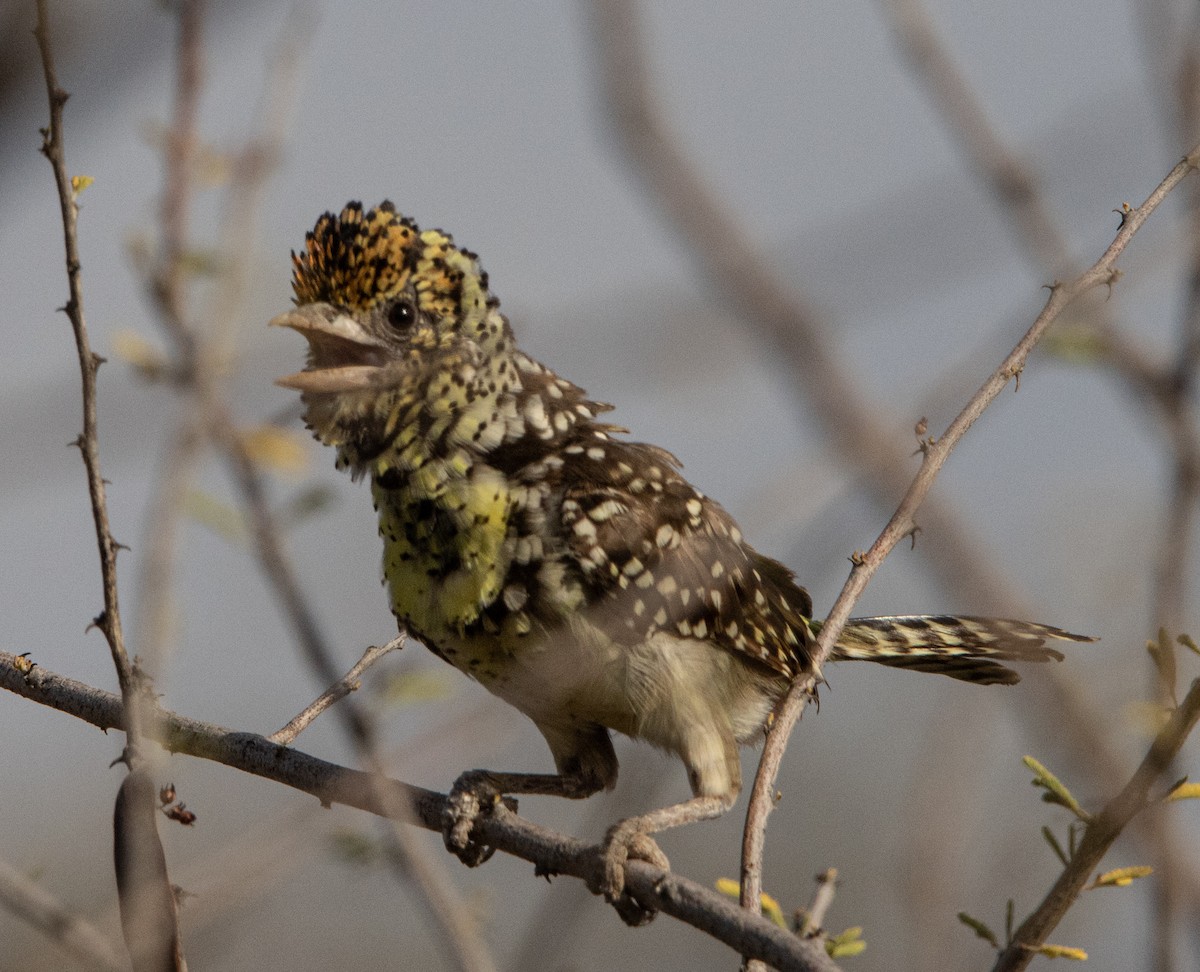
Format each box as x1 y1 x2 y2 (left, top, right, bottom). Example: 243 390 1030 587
1124 699 1171 735
958 912 999 948
238 425 311 476
759 892 786 928
1145 629 1176 696
330 828 380 866
1037 943 1088 960
70 174 94 199
1092 866 1153 888
1023 755 1091 821
1178 633 1200 657
276 484 339 530
185 490 247 544
378 669 455 706
1042 826 1069 866
713 879 785 927
1166 780 1200 802
826 926 866 958
714 877 739 899
111 328 170 381
1040 324 1108 364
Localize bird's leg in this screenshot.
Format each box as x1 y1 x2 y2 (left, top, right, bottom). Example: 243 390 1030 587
443 768 605 866
599 792 737 926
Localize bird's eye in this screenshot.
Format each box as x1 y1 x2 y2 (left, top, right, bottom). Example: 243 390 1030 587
387 299 416 331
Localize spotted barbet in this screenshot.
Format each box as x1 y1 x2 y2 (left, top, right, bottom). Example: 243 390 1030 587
271 201 1091 916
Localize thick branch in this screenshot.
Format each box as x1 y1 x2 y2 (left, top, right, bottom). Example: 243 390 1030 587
0 653 840 972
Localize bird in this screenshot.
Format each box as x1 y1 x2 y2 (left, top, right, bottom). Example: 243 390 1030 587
270 200 1091 921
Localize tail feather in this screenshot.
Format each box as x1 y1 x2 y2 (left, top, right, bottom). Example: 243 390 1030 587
823 615 1094 686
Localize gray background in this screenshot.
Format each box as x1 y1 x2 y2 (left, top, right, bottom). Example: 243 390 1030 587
1 1 1196 969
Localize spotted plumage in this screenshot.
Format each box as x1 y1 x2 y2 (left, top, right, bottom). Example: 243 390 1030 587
272 202 1092 909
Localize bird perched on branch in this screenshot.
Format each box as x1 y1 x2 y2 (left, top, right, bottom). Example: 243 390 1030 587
271 201 1090 921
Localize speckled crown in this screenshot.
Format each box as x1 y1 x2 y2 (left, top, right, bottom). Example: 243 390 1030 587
291 201 493 321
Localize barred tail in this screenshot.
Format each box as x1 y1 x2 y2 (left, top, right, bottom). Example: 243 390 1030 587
823 615 1094 685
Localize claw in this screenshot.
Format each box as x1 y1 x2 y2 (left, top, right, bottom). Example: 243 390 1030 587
442 771 503 867
597 820 670 926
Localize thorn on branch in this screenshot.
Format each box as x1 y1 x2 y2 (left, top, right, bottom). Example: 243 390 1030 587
1113 201 1133 227
904 525 922 550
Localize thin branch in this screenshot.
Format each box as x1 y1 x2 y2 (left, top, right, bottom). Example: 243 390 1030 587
992 677 1200 971
797 868 839 938
744 147 1200 937
33 0 138 741
0 856 127 972
582 5 1200 961
35 3 182 966
0 652 841 972
269 638 403 745
877 5 1200 963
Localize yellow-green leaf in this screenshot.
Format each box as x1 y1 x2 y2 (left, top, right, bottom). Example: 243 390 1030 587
958 911 999 948
713 879 785 927
1166 781 1200 802
111 328 170 381
827 926 866 958
70 174 94 199
185 490 247 544
1124 699 1171 735
1092 866 1153 888
1179 633 1199 657
239 425 311 476
1023 755 1091 821
378 669 455 707
329 827 379 866
1037 943 1088 960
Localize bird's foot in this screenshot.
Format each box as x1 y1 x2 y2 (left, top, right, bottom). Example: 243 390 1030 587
595 818 671 926
443 770 515 867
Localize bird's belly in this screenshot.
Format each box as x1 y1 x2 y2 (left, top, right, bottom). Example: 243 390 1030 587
433 616 784 748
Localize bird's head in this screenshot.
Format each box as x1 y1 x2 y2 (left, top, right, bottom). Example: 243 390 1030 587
271 202 516 466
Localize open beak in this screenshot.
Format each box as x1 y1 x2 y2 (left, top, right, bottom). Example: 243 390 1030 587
269 303 388 393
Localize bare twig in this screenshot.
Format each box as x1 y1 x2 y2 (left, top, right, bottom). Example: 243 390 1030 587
744 148 1200 942
0 857 127 972
0 652 841 972
269 638 403 745
796 868 839 938
33 0 138 741
992 678 1200 971
877 5 1200 963
35 3 182 966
